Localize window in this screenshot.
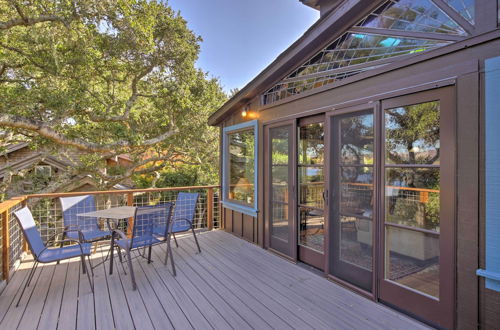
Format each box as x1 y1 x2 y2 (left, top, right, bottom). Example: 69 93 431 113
262 0 475 105
35 165 52 177
222 120 258 216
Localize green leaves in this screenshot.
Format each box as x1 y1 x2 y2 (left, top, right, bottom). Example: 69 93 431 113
0 0 226 190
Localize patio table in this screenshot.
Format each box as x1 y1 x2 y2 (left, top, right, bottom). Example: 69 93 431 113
77 205 156 268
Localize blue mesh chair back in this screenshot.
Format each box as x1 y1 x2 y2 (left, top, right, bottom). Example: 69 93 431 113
13 207 45 259
172 192 199 232
60 195 98 232
131 204 172 245
13 206 94 305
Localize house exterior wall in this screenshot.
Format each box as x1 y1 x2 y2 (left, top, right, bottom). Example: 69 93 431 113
218 31 500 328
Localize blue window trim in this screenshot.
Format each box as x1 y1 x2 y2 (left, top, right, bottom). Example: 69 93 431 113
222 120 259 217
476 56 500 292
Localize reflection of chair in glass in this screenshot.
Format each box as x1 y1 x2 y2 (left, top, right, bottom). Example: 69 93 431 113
13 207 93 306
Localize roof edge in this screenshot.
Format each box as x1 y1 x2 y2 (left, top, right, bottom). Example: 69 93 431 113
208 0 379 126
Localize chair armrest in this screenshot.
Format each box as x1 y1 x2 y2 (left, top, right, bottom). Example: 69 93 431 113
172 217 194 225
64 228 86 243
111 229 130 249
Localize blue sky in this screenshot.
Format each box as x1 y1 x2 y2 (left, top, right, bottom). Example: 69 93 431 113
168 0 320 92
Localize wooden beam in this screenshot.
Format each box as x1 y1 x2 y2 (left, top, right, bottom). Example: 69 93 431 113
2 210 10 282
25 185 220 199
348 26 464 42
432 0 475 36
126 193 134 238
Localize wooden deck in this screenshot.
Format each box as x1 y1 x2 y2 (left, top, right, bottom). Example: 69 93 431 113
0 230 430 329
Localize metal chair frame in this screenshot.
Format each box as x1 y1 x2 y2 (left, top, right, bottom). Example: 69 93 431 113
13 207 94 307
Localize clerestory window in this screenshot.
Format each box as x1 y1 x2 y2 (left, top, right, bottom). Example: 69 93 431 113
262 0 475 105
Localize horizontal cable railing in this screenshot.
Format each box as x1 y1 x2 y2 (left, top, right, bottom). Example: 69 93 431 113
0 185 221 284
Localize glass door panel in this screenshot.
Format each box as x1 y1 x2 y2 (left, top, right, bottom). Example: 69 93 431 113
298 120 325 269
384 102 441 297
330 110 374 292
267 124 294 257
379 88 454 330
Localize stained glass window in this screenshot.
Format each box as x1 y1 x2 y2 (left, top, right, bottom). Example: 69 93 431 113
357 0 466 35
264 33 450 104
443 0 475 23
262 0 473 105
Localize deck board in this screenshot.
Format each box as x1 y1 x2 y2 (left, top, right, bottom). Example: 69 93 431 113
0 230 431 330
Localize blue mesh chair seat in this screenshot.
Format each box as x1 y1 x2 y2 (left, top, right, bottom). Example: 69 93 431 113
13 207 94 307
60 195 111 243
115 235 162 250
110 203 174 290
153 192 201 258
66 229 109 242
38 243 93 263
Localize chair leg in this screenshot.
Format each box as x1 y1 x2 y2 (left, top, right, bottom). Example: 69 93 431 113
82 255 94 293
87 255 94 277
125 249 137 290
164 234 176 276
164 234 171 265
109 237 115 275
57 233 65 265
26 261 38 287
173 233 179 248
147 245 152 264
81 255 86 274
117 245 123 262
192 227 201 253
17 261 38 307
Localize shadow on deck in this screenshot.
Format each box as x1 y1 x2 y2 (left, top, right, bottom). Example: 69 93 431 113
0 230 430 329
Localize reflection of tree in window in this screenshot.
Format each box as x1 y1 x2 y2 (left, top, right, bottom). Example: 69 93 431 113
385 101 441 231
385 101 440 165
228 130 255 204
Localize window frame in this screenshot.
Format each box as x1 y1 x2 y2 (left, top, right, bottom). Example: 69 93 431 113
35 165 52 177
222 120 259 216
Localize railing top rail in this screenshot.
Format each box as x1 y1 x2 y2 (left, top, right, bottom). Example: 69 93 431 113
24 185 220 199
0 197 27 213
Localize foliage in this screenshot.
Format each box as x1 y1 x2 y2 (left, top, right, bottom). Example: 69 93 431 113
0 0 226 193
134 163 216 188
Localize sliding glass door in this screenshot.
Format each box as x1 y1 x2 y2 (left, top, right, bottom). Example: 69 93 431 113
297 116 326 269
265 121 295 258
329 109 374 292
379 88 455 329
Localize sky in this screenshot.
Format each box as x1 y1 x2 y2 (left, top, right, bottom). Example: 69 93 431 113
167 0 320 93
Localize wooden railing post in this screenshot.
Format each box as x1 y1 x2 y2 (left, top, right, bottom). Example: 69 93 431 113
21 199 28 253
207 188 214 231
127 192 134 237
2 210 10 282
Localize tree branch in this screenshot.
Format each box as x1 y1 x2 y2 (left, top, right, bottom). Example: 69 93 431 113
88 64 156 122
0 114 178 152
0 14 68 30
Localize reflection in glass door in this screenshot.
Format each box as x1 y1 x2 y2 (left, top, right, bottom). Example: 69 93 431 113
267 124 294 257
298 119 325 269
330 110 374 292
379 88 454 329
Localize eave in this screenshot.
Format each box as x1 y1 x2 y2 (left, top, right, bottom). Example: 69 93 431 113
208 0 383 126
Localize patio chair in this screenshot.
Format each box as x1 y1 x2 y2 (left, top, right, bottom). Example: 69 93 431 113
59 195 112 243
109 203 174 290
13 207 93 307
152 192 201 264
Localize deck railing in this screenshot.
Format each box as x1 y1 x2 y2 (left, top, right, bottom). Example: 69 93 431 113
0 185 221 285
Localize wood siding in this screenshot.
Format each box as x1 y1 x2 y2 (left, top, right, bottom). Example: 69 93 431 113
223 207 258 244
217 35 500 328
